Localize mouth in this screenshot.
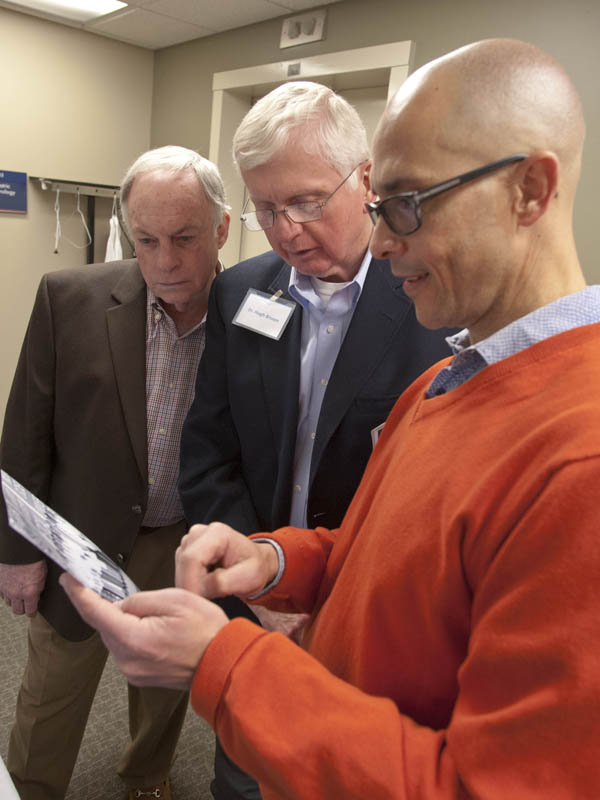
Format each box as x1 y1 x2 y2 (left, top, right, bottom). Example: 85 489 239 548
398 271 429 297
289 244 320 256
401 272 428 284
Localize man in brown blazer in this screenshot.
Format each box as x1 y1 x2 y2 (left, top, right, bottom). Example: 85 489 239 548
0 146 230 800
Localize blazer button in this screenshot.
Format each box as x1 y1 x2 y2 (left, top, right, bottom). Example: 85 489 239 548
116 553 126 564
131 505 142 514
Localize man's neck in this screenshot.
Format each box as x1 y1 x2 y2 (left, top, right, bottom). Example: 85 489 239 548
317 240 371 284
470 275 587 344
162 299 207 336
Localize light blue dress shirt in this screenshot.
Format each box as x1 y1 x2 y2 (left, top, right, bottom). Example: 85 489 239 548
427 286 600 397
287 250 372 527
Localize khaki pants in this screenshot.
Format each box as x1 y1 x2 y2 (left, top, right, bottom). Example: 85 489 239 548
8 521 189 800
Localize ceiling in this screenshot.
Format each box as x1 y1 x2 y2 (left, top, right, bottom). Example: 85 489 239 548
1 0 344 50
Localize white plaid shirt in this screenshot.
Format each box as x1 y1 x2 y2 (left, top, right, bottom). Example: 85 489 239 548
143 289 206 527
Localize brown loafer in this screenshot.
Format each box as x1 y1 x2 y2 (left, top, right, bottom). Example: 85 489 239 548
128 778 172 799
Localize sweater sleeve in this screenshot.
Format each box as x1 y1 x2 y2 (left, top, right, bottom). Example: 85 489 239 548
248 525 338 614
191 458 600 799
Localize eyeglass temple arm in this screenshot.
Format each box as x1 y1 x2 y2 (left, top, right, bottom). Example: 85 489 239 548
415 154 528 203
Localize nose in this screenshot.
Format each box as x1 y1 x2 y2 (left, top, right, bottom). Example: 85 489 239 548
156 240 179 271
274 211 304 241
369 217 408 261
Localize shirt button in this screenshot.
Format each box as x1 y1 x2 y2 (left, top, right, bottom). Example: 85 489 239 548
154 312 161 322
116 553 126 564
327 324 335 333
158 427 167 435
321 378 328 386
310 432 316 440
169 382 176 389
295 484 302 493
131 505 142 514
149 477 155 485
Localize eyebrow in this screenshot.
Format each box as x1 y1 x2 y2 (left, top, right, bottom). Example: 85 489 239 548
372 176 420 197
133 224 202 236
172 226 202 234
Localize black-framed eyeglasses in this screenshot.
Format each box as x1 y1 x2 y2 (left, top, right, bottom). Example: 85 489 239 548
365 154 528 237
241 162 366 232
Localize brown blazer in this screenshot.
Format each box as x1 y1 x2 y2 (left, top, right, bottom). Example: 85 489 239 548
0 259 150 640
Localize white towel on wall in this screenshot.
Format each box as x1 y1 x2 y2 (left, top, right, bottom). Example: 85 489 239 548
105 212 123 262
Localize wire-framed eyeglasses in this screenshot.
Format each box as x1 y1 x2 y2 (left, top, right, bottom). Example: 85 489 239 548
241 162 365 232
365 154 528 237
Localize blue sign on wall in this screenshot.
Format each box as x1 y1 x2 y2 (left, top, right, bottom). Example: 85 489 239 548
0 171 27 214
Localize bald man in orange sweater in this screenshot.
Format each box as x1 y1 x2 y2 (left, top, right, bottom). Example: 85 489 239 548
62 39 600 799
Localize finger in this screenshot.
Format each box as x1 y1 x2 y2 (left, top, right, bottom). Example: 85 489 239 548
176 528 229 594
178 523 209 549
10 598 25 615
23 595 40 617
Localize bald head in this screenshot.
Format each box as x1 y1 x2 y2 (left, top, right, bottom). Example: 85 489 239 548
379 39 585 189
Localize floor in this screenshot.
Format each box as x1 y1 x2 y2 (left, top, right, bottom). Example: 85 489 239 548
0 603 216 799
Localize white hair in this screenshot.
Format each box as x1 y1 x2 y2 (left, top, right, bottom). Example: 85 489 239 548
233 81 370 185
120 145 229 233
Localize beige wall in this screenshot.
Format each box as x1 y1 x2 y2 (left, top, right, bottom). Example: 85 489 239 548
2 0 599 423
0 7 152 421
152 0 600 286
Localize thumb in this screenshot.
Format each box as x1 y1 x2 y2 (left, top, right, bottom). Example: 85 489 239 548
120 587 198 618
201 560 268 599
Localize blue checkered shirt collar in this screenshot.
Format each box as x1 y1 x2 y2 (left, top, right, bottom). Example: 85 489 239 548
427 285 600 398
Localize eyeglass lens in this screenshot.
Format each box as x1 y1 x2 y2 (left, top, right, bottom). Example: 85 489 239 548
245 200 321 231
243 162 363 231
376 197 418 235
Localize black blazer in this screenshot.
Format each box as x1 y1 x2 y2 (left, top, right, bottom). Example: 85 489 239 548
180 251 454 544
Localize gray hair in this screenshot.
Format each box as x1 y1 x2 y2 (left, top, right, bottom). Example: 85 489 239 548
120 145 229 233
233 81 370 185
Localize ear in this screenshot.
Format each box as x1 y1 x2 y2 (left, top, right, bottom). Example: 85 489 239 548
514 152 558 227
216 212 231 248
361 160 376 207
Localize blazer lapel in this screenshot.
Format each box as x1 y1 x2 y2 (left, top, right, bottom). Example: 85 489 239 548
310 258 411 481
106 262 148 483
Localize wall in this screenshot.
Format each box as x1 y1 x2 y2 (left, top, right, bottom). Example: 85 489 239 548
0 7 152 421
2 0 598 422
152 0 600 284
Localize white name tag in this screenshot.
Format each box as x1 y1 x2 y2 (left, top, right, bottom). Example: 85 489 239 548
370 421 385 449
232 289 296 340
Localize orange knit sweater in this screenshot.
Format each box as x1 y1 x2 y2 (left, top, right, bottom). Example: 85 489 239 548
192 323 600 799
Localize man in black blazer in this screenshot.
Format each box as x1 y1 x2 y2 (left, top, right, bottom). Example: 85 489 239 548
179 82 455 800
181 250 452 538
